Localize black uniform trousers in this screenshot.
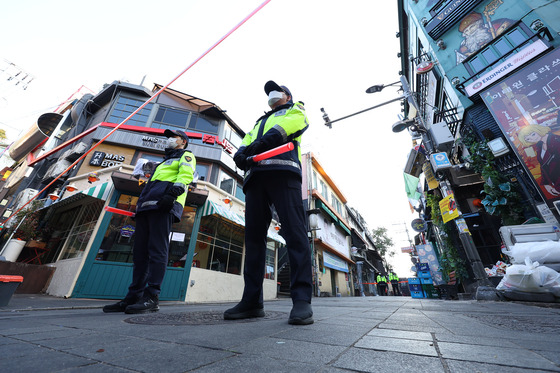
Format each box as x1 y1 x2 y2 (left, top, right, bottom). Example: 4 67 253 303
391 280 401 296
242 171 312 305
126 209 174 300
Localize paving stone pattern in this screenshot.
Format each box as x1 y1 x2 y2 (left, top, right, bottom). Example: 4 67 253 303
1 294 559 372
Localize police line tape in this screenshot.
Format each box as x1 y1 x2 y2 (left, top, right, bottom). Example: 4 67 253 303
3 0 273 226
362 281 409 285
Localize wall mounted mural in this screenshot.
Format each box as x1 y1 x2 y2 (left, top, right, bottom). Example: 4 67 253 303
455 0 514 64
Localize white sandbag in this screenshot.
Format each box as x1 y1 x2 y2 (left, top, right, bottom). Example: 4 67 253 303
502 240 560 264
496 258 560 294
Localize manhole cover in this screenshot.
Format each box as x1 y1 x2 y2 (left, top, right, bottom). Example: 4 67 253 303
465 314 560 333
124 310 287 325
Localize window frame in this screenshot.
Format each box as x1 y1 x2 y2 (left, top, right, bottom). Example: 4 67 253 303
463 23 535 77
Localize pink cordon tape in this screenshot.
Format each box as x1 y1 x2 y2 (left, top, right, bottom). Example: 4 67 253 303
250 142 295 162
104 206 135 217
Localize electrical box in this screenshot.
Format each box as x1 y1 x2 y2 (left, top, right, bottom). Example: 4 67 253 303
429 121 454 152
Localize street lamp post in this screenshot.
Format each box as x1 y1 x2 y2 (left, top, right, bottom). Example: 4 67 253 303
321 96 404 128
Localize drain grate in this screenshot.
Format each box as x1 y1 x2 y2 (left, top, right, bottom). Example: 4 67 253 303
124 310 287 326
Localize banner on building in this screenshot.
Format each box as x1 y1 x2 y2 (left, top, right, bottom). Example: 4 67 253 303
323 251 349 273
439 193 459 223
416 243 445 285
481 47 560 204
423 162 439 190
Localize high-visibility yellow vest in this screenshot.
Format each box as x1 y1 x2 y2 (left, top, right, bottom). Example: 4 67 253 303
241 101 309 186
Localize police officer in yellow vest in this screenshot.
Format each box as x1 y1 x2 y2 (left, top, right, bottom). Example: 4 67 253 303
389 272 401 296
103 129 195 314
377 273 388 296
224 80 313 325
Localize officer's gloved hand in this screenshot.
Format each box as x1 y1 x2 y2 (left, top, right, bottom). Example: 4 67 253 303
234 152 249 170
168 185 185 197
158 194 175 212
244 140 266 157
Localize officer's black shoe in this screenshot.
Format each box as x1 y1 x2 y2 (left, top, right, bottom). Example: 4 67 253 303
124 294 159 314
224 301 265 320
288 300 314 325
102 298 138 313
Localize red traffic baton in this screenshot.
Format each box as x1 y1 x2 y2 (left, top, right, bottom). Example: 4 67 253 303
248 142 294 162
104 206 135 217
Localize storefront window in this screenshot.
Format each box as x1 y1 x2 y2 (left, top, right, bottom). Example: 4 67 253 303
218 169 235 195
194 215 243 275
196 164 209 181
95 193 196 267
265 240 277 280
108 96 154 127
42 199 105 262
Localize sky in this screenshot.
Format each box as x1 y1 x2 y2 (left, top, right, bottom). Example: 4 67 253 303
0 0 416 276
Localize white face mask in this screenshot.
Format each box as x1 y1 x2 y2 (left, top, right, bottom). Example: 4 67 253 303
166 137 179 149
268 91 284 107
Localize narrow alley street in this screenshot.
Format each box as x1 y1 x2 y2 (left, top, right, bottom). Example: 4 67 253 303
1 295 559 372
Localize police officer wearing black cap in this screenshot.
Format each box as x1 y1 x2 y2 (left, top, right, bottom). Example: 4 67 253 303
103 129 195 314
224 80 313 325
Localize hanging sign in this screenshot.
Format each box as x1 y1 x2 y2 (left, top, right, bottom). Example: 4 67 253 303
411 218 428 232
439 193 459 223
416 61 435 74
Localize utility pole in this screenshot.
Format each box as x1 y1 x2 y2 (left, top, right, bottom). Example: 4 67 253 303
399 75 497 300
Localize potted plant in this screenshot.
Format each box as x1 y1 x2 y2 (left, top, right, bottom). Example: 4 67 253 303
2 201 43 261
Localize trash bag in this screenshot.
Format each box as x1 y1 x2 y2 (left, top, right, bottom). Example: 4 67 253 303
502 240 560 264
496 258 560 295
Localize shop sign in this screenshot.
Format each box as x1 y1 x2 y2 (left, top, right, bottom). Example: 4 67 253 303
323 251 349 273
430 152 452 172
90 151 125 167
315 214 350 259
411 218 428 233
439 193 459 223
422 162 439 190
480 47 560 204
96 124 235 154
466 39 548 96
401 246 414 253
454 217 471 235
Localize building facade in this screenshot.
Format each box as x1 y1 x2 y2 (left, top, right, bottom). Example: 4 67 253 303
0 81 284 302
397 0 560 290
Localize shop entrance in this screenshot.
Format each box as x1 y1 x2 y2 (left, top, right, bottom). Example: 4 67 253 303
73 192 197 301
330 268 337 296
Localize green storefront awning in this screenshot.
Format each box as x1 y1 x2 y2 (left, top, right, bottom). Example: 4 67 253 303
315 199 338 223
338 220 351 235
201 200 285 244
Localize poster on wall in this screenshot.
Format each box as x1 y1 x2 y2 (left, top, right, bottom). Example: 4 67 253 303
481 47 560 204
454 0 514 65
415 243 444 285
439 193 460 223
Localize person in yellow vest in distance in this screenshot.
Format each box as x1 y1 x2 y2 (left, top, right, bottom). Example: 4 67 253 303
376 273 388 296
389 272 401 296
